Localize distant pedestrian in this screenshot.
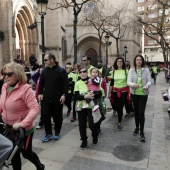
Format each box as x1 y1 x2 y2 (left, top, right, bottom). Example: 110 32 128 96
65 64 76 117
151 64 158 85
97 60 106 78
38 53 69 142
82 56 94 77
71 64 81 122
74 66 98 149
127 55 151 142
124 61 134 117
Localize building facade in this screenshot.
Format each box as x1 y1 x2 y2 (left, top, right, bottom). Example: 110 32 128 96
137 0 170 65
0 0 140 68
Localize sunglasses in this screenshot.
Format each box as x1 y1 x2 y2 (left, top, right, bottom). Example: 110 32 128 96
4 72 14 77
79 70 87 74
82 60 87 62
44 59 49 62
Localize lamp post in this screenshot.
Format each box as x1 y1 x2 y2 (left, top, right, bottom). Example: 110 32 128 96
124 45 128 62
105 34 112 81
36 0 48 64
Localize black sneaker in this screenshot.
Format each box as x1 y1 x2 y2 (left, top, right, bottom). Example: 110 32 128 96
93 138 98 145
139 133 146 142
133 128 139 136
117 123 122 131
80 141 87 150
40 164 45 170
125 113 130 117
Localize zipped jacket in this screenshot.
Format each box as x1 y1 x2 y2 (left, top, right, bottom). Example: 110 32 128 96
0 83 39 131
127 68 151 95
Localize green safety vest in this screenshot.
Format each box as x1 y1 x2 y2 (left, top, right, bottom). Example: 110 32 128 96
87 65 94 77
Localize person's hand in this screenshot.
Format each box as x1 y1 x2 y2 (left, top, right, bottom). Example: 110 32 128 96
60 95 66 104
13 123 21 131
38 94 43 101
84 92 94 100
143 85 149 90
133 84 140 89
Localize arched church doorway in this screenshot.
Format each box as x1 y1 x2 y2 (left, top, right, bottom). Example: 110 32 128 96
15 3 38 62
85 48 97 66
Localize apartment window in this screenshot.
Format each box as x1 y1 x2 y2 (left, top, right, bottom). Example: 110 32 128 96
150 48 157 52
165 36 170 42
148 13 157 18
137 0 144 2
138 6 144 11
144 49 149 53
148 4 157 10
148 40 157 44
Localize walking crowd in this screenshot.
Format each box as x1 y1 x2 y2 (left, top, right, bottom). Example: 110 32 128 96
0 53 153 169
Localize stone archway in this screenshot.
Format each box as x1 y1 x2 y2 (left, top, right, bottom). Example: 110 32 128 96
14 1 38 62
85 48 98 66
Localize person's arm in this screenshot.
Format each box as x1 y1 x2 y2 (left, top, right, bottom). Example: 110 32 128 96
127 69 135 88
145 68 151 88
15 86 39 129
101 79 107 97
61 68 69 96
0 134 13 167
92 77 100 85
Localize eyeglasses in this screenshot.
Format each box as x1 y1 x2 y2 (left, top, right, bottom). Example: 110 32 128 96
79 70 87 74
44 59 49 62
4 72 14 77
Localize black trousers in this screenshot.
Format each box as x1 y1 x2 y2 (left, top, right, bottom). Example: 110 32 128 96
78 109 98 142
41 100 63 135
65 93 73 112
131 94 148 134
11 133 43 170
72 98 77 118
113 92 128 123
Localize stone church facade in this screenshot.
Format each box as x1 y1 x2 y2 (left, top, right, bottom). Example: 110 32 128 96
0 0 141 68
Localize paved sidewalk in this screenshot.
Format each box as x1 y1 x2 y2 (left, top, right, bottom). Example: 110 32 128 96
12 72 170 170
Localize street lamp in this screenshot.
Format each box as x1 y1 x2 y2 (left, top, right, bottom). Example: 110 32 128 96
36 0 48 64
124 45 128 62
105 34 112 81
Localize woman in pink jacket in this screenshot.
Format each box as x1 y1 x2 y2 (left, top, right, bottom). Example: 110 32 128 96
0 62 44 170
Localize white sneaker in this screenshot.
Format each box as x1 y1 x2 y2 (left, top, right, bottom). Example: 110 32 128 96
36 125 43 130
167 108 170 111
82 103 89 108
93 105 99 112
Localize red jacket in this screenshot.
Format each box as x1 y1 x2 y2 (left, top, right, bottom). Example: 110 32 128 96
0 83 39 131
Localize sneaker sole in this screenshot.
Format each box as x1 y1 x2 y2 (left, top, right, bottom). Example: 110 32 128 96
133 133 138 136
41 136 53 142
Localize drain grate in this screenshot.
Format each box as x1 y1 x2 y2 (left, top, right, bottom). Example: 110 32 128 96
113 145 145 161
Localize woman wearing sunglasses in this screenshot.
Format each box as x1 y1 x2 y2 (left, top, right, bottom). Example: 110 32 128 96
0 62 44 170
127 55 151 142
74 66 99 149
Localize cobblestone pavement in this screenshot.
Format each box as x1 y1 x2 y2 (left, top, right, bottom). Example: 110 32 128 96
8 72 170 170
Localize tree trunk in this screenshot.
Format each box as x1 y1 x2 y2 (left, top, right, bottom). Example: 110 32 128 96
116 38 119 57
99 37 102 61
73 12 78 64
